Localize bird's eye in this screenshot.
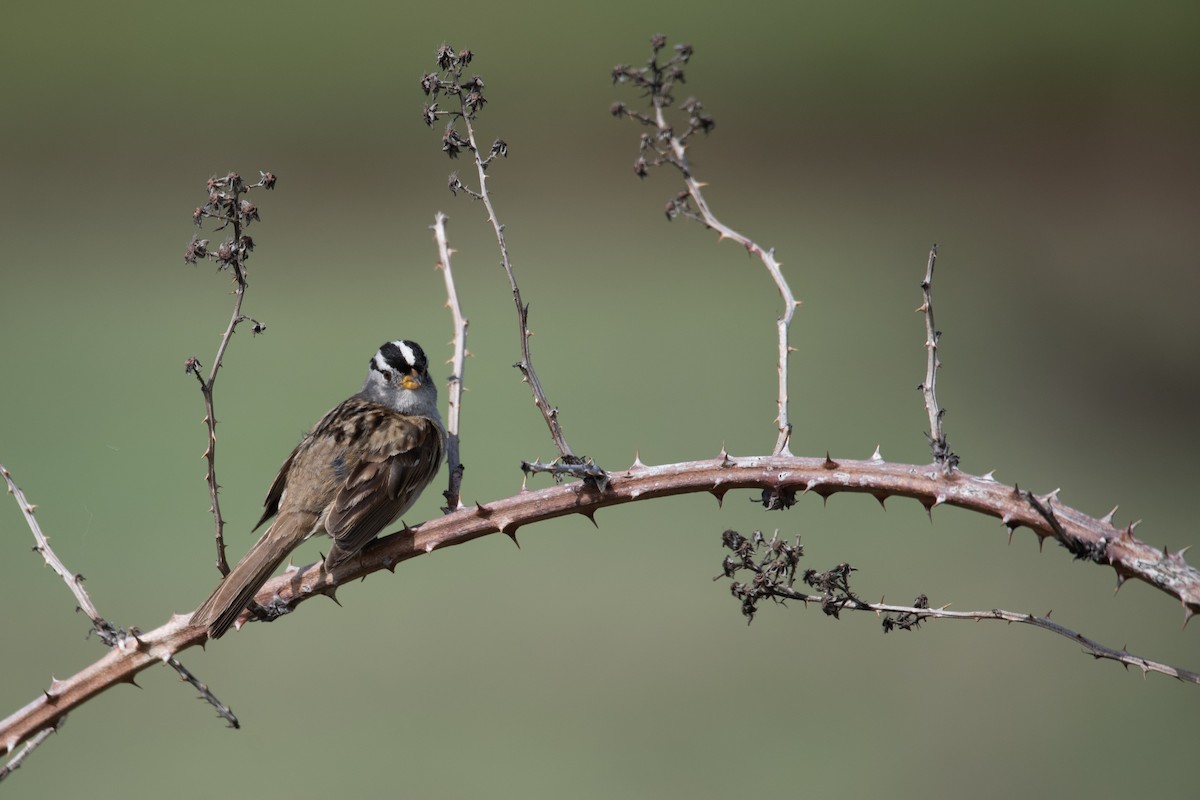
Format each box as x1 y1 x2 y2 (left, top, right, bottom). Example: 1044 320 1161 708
380 369 393 381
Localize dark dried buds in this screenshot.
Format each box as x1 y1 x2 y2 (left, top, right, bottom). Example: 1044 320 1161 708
717 529 806 624
239 200 259 225
420 73 441 97
465 86 486 114
611 64 632 85
665 190 692 221
184 237 209 264
442 125 470 159
883 594 930 633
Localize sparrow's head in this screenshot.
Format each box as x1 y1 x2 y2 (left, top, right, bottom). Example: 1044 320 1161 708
361 339 439 416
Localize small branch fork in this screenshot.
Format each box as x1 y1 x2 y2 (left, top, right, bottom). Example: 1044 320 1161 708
0 464 237 768
183 170 275 575
716 528 1199 683
421 45 606 487
917 244 958 472
612 35 798 456
432 212 468 512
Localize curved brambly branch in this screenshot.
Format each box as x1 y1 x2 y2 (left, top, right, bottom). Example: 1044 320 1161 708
4 453 1197 753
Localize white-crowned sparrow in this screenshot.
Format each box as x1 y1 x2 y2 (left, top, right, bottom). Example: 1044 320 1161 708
192 339 444 639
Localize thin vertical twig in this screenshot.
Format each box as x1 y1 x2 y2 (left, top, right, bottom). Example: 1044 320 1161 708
432 212 468 511
456 99 578 462
424 48 605 486
184 171 274 574
654 101 797 455
917 244 957 471
613 38 798 456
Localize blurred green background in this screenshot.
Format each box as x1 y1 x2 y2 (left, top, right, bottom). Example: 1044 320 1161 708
2 1 1197 797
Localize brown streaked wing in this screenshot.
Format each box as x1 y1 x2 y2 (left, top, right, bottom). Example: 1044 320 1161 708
323 413 443 563
251 397 362 531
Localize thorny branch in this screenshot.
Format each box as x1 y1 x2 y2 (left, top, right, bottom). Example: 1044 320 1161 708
0 463 237 765
164 656 238 729
917 244 958 471
4 452 1198 754
1 464 118 644
612 34 798 456
183 170 275 575
421 45 606 488
2 34 1195 777
433 212 468 512
716 529 1199 683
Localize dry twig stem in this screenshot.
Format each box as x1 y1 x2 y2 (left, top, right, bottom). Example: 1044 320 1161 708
446 60 584 467
761 588 1200 683
4 452 1195 753
461 132 568 457
195 235 244 578
615 39 797 456
2 464 112 638
917 244 956 471
654 103 797 456
433 212 468 511
184 171 274 575
164 656 239 729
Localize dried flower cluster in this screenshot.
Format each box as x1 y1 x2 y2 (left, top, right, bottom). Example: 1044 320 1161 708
718 528 930 632
718 529 806 623
611 34 714 219
420 44 506 169
184 171 275 275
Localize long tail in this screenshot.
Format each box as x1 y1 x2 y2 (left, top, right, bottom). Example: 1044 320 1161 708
191 514 314 639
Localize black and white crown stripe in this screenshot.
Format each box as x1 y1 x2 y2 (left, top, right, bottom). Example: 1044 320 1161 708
371 340 428 377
